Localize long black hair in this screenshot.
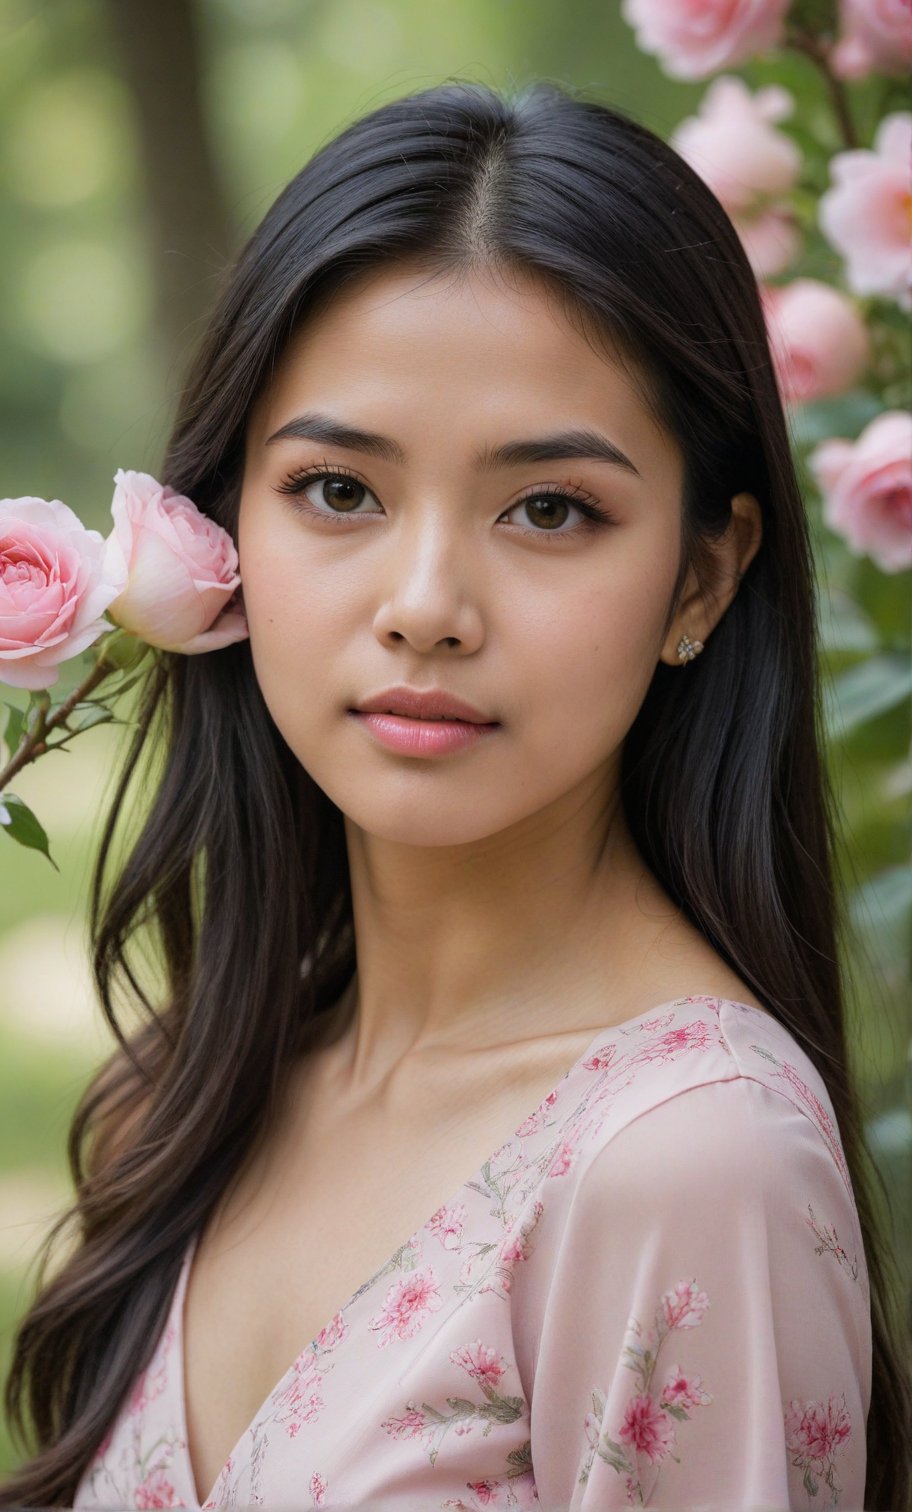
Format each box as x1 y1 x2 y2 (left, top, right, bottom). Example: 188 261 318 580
2 79 909 1511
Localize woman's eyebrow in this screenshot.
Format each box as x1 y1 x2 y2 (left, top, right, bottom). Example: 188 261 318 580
265 411 641 477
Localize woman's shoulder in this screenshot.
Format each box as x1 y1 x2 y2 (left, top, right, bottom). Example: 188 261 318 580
561 995 855 1213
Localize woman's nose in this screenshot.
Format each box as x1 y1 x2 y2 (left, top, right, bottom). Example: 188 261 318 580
370 518 485 654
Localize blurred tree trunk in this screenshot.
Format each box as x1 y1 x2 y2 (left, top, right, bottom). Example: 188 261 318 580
101 0 234 378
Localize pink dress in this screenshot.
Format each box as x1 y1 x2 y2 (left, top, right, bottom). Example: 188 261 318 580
73 995 871 1511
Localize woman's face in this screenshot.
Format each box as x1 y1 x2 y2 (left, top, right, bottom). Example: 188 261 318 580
238 262 688 849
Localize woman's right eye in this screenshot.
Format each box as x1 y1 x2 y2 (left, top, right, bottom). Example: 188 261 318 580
277 468 383 519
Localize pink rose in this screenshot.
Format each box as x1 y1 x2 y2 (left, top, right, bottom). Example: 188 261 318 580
829 0 912 79
671 77 802 277
102 469 249 653
0 495 127 691
808 411 912 573
818 113 912 310
620 0 791 79
761 279 871 404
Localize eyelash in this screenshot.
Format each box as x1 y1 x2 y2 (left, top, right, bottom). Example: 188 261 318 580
274 461 617 541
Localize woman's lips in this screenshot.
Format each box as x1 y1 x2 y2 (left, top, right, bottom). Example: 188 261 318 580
348 710 500 757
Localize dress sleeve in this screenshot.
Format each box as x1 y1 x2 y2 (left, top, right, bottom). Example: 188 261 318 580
528 1075 871 1511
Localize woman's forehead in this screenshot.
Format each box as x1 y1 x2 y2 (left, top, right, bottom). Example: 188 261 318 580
248 262 669 461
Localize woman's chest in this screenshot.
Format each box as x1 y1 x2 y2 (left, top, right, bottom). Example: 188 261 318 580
181 1036 596 1505
183 1128 458 1499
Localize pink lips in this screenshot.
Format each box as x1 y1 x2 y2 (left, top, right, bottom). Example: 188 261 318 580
349 711 499 757
350 684 500 756
354 684 494 723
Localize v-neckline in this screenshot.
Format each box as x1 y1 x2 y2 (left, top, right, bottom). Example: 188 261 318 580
172 994 758 1507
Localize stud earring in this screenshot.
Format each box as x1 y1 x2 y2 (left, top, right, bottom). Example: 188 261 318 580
676 632 705 663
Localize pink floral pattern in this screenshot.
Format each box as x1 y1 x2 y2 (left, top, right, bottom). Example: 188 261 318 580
785 1392 853 1505
367 1264 445 1347
578 1277 715 1503
381 1334 528 1470
134 1467 187 1509
806 1203 860 1282
71 996 870 1511
749 1042 852 1193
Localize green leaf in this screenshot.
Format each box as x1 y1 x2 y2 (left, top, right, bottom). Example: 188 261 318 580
69 703 117 732
103 665 150 702
0 791 58 870
2 702 26 755
825 656 912 740
98 631 149 672
23 693 50 735
794 391 884 451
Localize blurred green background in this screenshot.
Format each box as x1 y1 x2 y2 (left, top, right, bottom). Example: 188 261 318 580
1 0 909 1478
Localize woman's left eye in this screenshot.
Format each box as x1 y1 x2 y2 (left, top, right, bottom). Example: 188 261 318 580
502 488 616 538
275 467 616 540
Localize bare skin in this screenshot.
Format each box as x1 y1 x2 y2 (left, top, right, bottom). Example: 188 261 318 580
182 260 766 1503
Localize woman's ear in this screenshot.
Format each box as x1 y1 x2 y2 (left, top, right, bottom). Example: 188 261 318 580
659 489 768 668
659 492 763 666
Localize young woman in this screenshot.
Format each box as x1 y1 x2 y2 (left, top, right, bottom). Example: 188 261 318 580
2 80 909 1512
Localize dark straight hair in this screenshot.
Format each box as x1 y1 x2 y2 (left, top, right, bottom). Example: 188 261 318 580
2 79 909 1511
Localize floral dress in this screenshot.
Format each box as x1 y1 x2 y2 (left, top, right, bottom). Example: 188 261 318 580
72 995 871 1511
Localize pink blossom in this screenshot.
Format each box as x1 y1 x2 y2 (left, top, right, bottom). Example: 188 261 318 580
449 1339 507 1387
829 0 912 79
619 0 791 79
636 1019 714 1062
309 1471 327 1506
381 1404 428 1439
660 1278 711 1329
495 1200 543 1281
429 1200 467 1248
547 1130 581 1177
0 495 127 690
784 1392 852 1466
313 1311 347 1350
127 1361 166 1416
819 114 912 310
133 1467 186 1508
516 1089 559 1135
618 1393 677 1463
102 469 249 653
127 1327 174 1415
582 1043 618 1071
368 1266 443 1347
671 76 802 278
270 1369 323 1434
499 1236 525 1269
761 279 871 404
659 1364 714 1409
808 411 912 574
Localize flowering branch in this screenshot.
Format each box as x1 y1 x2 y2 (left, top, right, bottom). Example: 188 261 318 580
1 469 248 865
0 629 147 790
